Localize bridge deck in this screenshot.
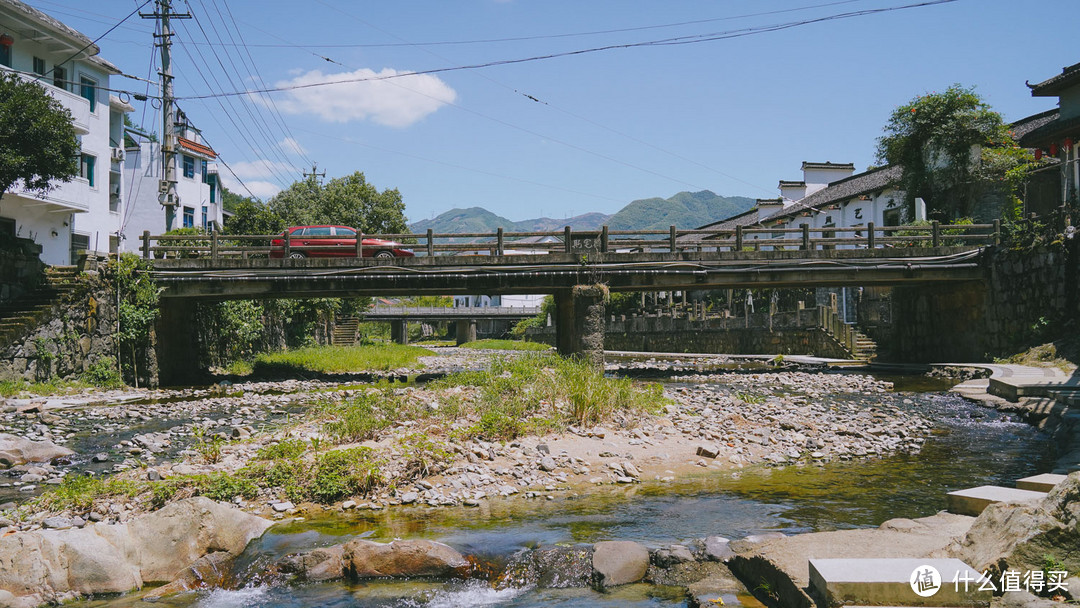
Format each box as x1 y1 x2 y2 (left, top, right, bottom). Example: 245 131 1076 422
151 247 987 300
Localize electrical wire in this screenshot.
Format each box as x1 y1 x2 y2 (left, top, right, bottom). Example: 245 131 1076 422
35 0 153 81
176 0 959 101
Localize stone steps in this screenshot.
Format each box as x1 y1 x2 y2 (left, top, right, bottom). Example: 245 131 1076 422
332 317 360 346
945 485 1047 517
0 267 83 352
809 558 990 607
1015 473 1068 492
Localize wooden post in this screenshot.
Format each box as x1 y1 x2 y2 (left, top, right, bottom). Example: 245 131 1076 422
211 232 219 260
735 225 743 251
564 226 572 254
931 220 940 247
600 225 609 252
497 227 504 255
993 219 1001 246
801 224 810 250
669 225 677 253
141 231 150 259
426 228 434 257
284 229 291 258
355 230 363 258
867 221 876 249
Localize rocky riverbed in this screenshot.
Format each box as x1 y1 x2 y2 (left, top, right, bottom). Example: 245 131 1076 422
0 350 933 533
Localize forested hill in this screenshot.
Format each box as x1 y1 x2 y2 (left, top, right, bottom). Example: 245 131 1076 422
409 191 754 234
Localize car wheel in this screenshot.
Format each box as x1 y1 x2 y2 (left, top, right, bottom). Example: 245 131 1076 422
289 251 307 259
375 250 395 259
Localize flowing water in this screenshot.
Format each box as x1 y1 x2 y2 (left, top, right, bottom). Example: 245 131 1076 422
73 377 1055 608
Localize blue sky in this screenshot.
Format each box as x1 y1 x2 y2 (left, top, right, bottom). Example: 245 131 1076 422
29 0 1079 224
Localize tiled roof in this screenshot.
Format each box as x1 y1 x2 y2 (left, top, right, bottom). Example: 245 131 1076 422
0 0 95 53
1027 61 1080 97
178 137 217 159
761 165 902 222
1017 112 1080 148
1010 108 1059 141
801 161 855 171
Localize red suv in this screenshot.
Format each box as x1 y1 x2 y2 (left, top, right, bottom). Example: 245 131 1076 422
269 226 414 259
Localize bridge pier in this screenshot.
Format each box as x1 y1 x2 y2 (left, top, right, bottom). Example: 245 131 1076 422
455 319 477 345
156 300 200 387
390 320 409 345
555 284 608 367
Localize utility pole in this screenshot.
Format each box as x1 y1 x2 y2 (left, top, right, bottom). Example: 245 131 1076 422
141 0 189 232
302 163 326 186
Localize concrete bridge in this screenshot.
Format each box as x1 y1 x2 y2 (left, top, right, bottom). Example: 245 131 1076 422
144 223 997 384
363 305 542 345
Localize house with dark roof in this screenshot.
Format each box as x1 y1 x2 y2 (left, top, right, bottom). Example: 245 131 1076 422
1019 61 1080 210
121 113 224 247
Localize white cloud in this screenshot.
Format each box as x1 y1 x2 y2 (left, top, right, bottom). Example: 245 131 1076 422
278 137 307 156
267 68 457 127
218 159 297 199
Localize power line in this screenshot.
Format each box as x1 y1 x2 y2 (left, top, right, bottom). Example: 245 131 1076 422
36 0 153 81
202 0 870 49
176 0 959 101
313 0 775 195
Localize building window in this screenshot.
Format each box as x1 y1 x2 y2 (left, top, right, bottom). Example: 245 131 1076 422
207 174 217 203
80 154 95 187
33 56 46 76
883 208 902 227
53 65 66 90
80 76 97 111
183 206 194 228
200 160 208 183
0 216 14 238
201 206 208 229
182 155 195 179
0 42 10 68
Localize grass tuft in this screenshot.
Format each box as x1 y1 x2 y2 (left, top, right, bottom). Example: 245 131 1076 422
459 339 551 351
250 344 433 376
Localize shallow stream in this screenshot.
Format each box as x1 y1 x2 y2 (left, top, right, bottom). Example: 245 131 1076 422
72 377 1055 608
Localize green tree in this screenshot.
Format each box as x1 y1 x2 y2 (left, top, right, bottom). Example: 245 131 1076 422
0 72 79 199
267 171 408 233
223 197 285 236
876 84 1010 220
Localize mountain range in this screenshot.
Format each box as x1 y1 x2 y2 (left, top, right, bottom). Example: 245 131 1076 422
409 190 755 235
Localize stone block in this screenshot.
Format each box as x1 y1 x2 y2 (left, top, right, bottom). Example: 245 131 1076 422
1015 473 1068 493
945 486 1046 517
809 558 991 608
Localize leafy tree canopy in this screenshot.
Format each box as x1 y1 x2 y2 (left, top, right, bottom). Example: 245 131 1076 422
876 84 1009 218
267 171 408 234
0 72 80 199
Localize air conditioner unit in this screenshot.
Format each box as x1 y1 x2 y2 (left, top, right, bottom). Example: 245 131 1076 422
111 147 125 162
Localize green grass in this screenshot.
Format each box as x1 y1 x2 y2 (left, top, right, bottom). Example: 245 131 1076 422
460 339 551 351
250 344 433 376
433 353 665 439
0 378 95 398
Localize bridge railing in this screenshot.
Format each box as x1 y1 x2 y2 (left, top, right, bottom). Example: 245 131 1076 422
140 220 999 260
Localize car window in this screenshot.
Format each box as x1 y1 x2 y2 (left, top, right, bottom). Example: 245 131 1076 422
307 227 332 237
335 227 356 237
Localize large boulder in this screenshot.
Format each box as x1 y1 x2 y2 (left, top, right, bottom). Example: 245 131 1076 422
344 539 468 579
592 540 649 589
276 545 347 582
0 435 74 467
140 552 235 601
0 498 271 606
956 472 1080 577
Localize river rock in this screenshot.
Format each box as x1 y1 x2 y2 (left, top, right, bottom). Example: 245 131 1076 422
0 497 271 606
592 540 649 588
141 551 235 600
701 536 735 562
344 539 468 579
957 471 1080 577
277 544 347 582
498 545 594 589
0 434 74 467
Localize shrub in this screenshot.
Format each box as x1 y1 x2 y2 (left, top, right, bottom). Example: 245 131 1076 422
82 356 125 389
309 447 383 503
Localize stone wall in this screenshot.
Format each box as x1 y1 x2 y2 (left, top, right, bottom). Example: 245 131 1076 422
0 238 44 304
0 273 120 383
529 308 851 358
887 240 1080 361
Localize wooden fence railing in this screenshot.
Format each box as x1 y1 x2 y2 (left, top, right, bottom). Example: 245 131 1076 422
141 220 1000 260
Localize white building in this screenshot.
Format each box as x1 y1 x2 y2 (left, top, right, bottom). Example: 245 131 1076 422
0 0 130 265
120 115 224 249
